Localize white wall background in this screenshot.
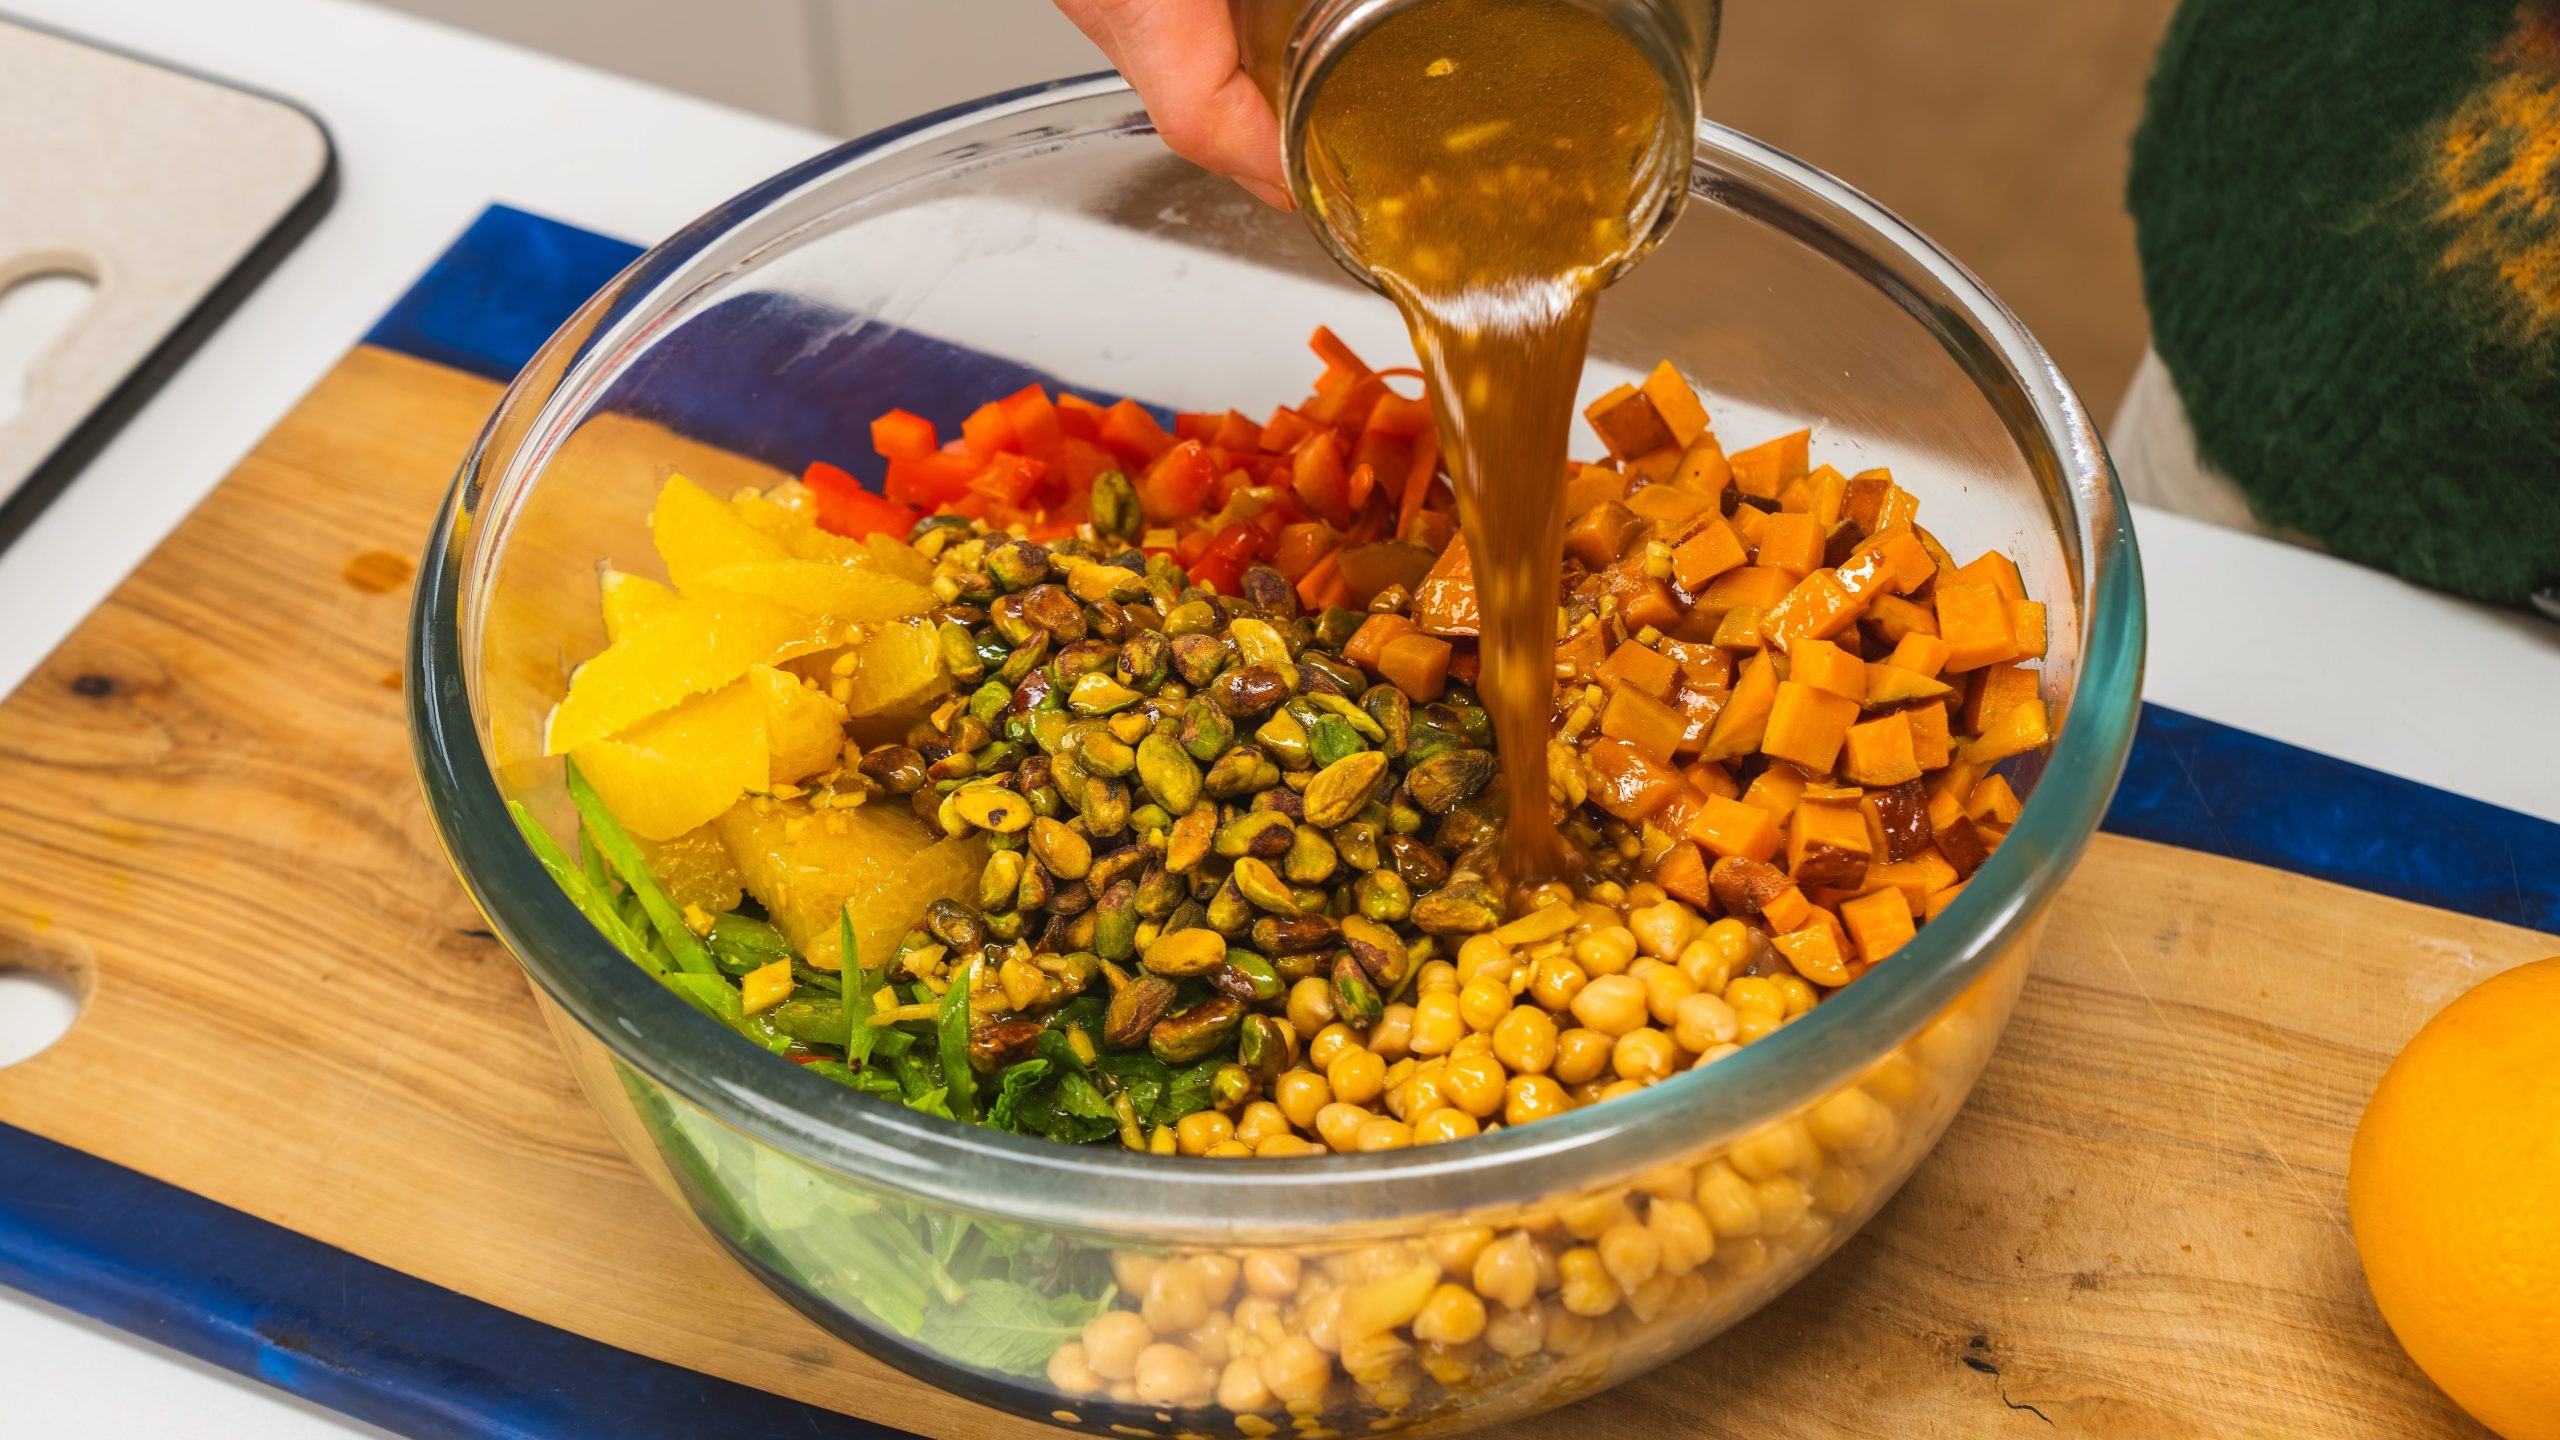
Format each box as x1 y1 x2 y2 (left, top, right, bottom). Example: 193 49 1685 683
363 0 1107 136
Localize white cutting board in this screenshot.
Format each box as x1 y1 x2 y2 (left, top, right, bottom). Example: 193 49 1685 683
0 18 331 525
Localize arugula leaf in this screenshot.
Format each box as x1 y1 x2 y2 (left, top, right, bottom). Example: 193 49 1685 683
937 961 980 1123
903 1086 954 1121
916 1279 1115 1377
508 801 661 976
840 912 881 1066
986 1059 1052 1132
563 760 716 976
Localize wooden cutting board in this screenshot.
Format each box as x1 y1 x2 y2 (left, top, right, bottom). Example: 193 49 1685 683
0 208 2551 1440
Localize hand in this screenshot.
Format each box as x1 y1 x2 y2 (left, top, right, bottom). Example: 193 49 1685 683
1055 0 1292 207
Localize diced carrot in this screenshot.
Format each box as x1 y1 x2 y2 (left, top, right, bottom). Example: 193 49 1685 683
1935 576 2017 671
1293 549 1344 609
1304 372 1386 432
1099 400 1174 466
1839 888 1917 964
869 408 939 461
1762 680 1860 771
1840 713 1922 786
1584 737 1684 820
1700 651 1778 761
1599 685 1687 764
1377 632 1452 701
1595 640 1679 698
1399 422 1440 539
1687 794 1780 862
1366 388 1434 437
1728 428 1809 499
1309 325 1372 384
1788 637 1864 702
1260 406 1318 454
1639 360 1711 449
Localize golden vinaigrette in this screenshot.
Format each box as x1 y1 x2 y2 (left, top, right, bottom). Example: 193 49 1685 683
1305 0 1670 881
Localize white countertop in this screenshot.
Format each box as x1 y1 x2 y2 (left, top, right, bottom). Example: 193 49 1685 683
0 0 2553 1435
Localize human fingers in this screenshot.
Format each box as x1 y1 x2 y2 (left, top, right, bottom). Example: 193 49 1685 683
1056 0 1291 205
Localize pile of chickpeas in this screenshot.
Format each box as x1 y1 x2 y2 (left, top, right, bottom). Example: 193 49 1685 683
1039 882 1986 1430
1167 880 1826 1160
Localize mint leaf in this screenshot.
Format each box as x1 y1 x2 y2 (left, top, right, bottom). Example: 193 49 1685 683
918 1279 1104 1377
987 1059 1052 1132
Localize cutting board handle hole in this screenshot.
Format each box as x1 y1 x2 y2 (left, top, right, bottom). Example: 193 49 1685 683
0 261 101 429
0 928 92 1067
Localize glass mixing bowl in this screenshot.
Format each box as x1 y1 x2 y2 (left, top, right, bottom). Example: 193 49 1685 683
410 75 2141 1437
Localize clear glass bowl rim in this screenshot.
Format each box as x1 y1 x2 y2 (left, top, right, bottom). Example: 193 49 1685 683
408 74 2145 1241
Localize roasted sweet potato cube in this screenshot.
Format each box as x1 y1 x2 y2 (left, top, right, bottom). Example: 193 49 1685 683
1585 382 1675 459
1655 636 1733 689
1685 758 1739 800
2009 598 2048 660
1864 663 1953 707
1806 466 1849 528
1933 812 1992 879
1960 663 2042 734
1886 632 1953 677
1728 503 1770 548
1761 884 1816 934
1699 651 1778 761
1854 528 1938 593
1553 622 1609 682
1669 517 1746 590
1933 581 2020 671
1789 800 1873 889
1671 433 1732 496
1843 471 1897 535
1865 593 1939 643
1565 463 1630 517
1950 550 2027 602
1728 428 1809 499
1756 511 1826 579
1377 633 1453 701
1767 570 1864 646
1708 853 1795 916
1923 879 1968 919
1596 639 1680 698
1584 736 1684 820
1563 500 1643 569
1654 840 1716 908
1963 695 2050 764
1626 447 1683 483
1841 713 1923 786
1905 701 1953 769
1688 793 1780 862
1712 605 1768 651
1839 888 1916 963
1863 780 1932 862
1600 684 1687 764
1761 680 1860 771
1617 575 1685 632
1626 483 1710 526
1967 774 2023 825
1696 565 1795 619
1772 914 1851 986
1345 612 1419 668
1410 537 1480 636
1640 360 1711 448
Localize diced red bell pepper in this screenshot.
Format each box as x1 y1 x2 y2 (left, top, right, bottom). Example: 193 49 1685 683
1175 412 1224 442
870 408 938 461
1186 524 1268 594
1099 400 1175 467
1365 389 1434 438
1175 528 1215 565
1055 392 1106 442
1212 410 1262 450
999 385 1061 458
1271 521 1340 581
884 450 978 506
1259 406 1318 454
1303 373 1385 433
1050 436 1121 492
969 452 1048 508
1291 430 1353 527
802 460 919 538
1137 439 1215 522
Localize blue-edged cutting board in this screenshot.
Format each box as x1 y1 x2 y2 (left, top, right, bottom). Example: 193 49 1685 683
0 205 2551 1440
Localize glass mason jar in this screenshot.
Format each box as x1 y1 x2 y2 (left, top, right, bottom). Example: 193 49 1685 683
1230 0 1723 288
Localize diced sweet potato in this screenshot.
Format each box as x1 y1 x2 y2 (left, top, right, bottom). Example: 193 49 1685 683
1711 605 1768 651
1377 633 1453 701
1761 885 1816 934
1685 758 1739 800
1960 663 2042 734
1950 550 2026 602
1671 433 1732 495
1886 632 1953 677
1563 501 1644 570
1924 880 1968 920
1695 566 1795 620
1840 713 1923 786
1410 538 1480 636
1700 650 1778 761
1553 623 1609 682
1789 637 1864 702
1596 639 1680 698
1626 483 1710 526
1933 581 2020 671
1863 780 1932 862
1688 793 1781 862
1839 888 1916 964
1864 663 1953 707
1584 736 1684 820
1654 840 1717 907
1345 612 1419 668
1708 853 1796 917
2009 598 2048 659
1773 916 1852 986
1640 360 1711 448
1600 685 1687 764
1962 695 2049 764
1584 383 1675 459
1761 680 1860 771
1933 812 1991 879
1767 570 1863 646
1728 429 1810 499
1755 511 1825 579
1740 763 1807 821
1864 593 1938 643
1565 463 1631 516
1625 448 1683 483
1671 518 1748 590
1967 774 2023 825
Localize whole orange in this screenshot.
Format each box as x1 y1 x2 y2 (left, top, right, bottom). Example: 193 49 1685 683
2350 955 2560 1440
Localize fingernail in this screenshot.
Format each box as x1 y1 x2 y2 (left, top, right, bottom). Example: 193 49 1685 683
1237 176 1296 211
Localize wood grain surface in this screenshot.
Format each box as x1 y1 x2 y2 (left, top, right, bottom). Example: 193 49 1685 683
0 345 2542 1438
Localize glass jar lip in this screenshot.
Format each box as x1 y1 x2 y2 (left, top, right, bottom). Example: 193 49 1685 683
408 74 2143 1242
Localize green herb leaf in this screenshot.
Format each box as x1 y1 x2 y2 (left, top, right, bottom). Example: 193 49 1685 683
562 760 716 976
937 961 980 1123
916 1279 1113 1377
841 912 881 1066
1160 1057 1222 1124
986 1059 1052 1132
508 801 662 976
903 1086 954 1121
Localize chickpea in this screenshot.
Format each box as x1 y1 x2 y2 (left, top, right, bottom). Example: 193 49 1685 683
1556 1247 1622 1316
1624 1273 1680 1323
1612 1028 1678 1084
1285 975 1336 1036
1625 881 1667 907
1418 1337 1480 1388
1482 1299 1547 1358
1176 1110 1235 1155
1702 916 1756 969
1352 1116 1414 1151
1734 1003 1784 1044
1529 954 1589 1011
1450 1030 1496 1060
1862 1049 1925 1105
1626 900 1700 960
1233 1292 1284 1347
1754 1174 1811 1233
1807 1085 1896 1159
1337 1329 1408 1388
1218 1354 1275 1413
1133 1341 1212 1407
1243 1251 1302 1298
1597 1220 1661 1290
1719 1235 1771 1279
1639 964 1697 1025
1429 1225 1495 1274
1413 959 1461 996
1556 1191 1628 1241
1112 1252 1165 1293
1274 1069 1331 1131
1413 1107 1480 1144
1673 991 1740 1052
1723 976 1782 1014
1255 1133 1322 1157
1298 1288 1346 1354
1186 1309 1234 1368
1258 1335 1333 1408
1234 1100 1291 1148
1308 1022 1360 1072
1424 1052 1500 1120
1047 1341 1105 1396
1648 1198 1716 1275
1566 1077 1609 1108
1327 1048 1387 1106
1192 1254 1240 1306
1455 932 1511 980
1573 924 1638 975
1730 1118 1818 1181
1143 1260 1212 1333
1472 1231 1541 1311
1458 976 1513 1032
1411 1284 1488 1345
1082 1310 1154 1381
1503 1073 1571 1126
1812 1161 1867 1215
1695 1160 1763 1237
1367 1003 1415 1062
1770 972 1818 1016
1528 1231 1565 1289
1692 1041 1743 1068
1315 1102 1371 1152
1408 991 1464 1056
1544 1308 1597 1356
1551 1026 1614 1084
1570 974 1649 1036
1596 1078 1647 1104
1675 935 1732 994
1204 1138 1254 1158
1491 1005 1558 1074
